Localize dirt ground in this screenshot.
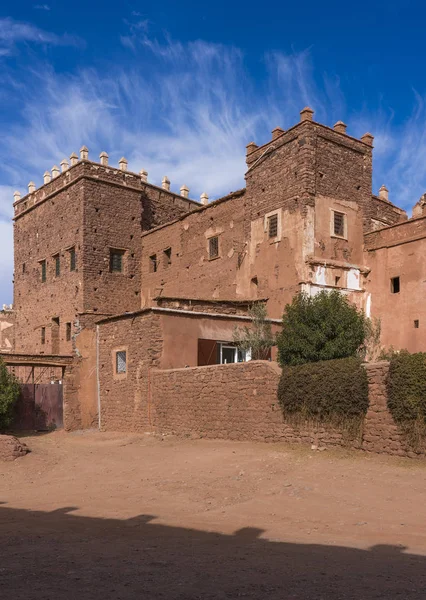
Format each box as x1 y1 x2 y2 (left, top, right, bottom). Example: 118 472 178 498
1 431 426 599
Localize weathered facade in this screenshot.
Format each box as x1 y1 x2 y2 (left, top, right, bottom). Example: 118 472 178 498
7 107 426 431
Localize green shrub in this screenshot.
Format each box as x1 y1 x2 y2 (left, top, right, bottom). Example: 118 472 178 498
278 357 369 436
0 358 20 431
387 352 426 446
277 291 368 366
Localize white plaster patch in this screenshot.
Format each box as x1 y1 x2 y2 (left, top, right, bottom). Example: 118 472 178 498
314 265 326 286
347 268 361 290
365 293 372 318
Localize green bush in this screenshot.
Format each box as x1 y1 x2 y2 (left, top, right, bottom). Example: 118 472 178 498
0 358 20 431
277 291 368 366
387 352 426 446
278 357 369 435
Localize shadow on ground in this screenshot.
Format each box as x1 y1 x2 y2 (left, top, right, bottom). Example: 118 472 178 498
0 504 425 599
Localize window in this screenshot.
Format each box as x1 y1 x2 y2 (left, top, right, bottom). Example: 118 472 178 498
116 350 127 374
41 327 46 345
22 263 26 274
218 342 250 364
69 247 76 271
414 320 420 329
333 211 346 237
335 276 341 287
391 276 400 294
268 214 278 238
208 236 219 259
110 248 125 273
54 254 60 277
149 254 158 273
40 260 46 283
66 322 72 341
163 247 172 268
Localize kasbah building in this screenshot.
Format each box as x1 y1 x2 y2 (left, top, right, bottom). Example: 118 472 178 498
2 107 426 431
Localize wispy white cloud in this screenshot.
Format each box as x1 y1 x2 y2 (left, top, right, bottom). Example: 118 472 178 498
33 4 51 10
0 17 82 56
2 30 426 302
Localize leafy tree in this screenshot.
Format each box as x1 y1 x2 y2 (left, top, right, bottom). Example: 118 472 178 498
277 290 367 366
0 358 20 431
233 302 275 360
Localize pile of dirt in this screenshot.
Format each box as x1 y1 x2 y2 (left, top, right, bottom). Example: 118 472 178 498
0 435 29 461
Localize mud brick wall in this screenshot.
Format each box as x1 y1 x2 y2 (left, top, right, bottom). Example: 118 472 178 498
363 362 423 458
98 312 163 432
150 360 423 458
151 361 350 447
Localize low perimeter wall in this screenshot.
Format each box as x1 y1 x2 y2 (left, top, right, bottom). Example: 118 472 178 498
150 360 421 458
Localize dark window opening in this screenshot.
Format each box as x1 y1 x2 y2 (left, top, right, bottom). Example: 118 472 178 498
41 327 46 345
414 320 419 329
22 263 26 274
149 254 157 273
163 247 172 268
335 276 341 286
110 249 125 273
333 211 345 237
209 236 219 259
391 276 400 294
70 247 76 271
54 254 60 277
66 322 72 341
116 350 127 374
268 214 278 238
40 260 46 283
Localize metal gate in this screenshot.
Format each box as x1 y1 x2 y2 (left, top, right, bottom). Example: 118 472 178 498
13 383 63 431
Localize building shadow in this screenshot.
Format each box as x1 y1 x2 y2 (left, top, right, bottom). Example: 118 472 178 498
0 504 425 599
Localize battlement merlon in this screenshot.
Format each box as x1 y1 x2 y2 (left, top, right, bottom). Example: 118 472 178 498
245 106 375 169
13 153 201 220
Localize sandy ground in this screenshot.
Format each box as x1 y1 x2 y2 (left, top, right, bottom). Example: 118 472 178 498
1 431 426 599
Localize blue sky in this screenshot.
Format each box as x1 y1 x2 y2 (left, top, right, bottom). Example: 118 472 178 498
1 0 426 303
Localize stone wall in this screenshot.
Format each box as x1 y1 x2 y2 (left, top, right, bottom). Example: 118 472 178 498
149 360 423 458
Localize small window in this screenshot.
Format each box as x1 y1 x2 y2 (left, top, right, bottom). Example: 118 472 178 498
54 254 60 277
22 263 26 274
163 247 172 268
335 276 341 287
41 327 46 345
333 211 345 237
391 276 400 294
110 249 125 273
209 236 219 259
414 319 419 329
66 322 72 341
268 214 278 238
69 247 76 271
149 254 157 273
116 350 127 374
40 260 46 283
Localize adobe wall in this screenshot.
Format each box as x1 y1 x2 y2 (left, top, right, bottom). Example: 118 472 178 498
151 361 351 446
97 311 163 432
140 192 247 307
13 176 85 355
150 360 424 458
364 217 426 351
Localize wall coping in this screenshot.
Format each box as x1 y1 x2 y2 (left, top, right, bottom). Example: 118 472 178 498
96 306 282 325
152 360 282 376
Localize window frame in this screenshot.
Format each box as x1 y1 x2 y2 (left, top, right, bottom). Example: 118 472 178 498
109 248 126 274
112 346 128 379
208 236 219 260
69 247 76 272
149 254 158 273
54 254 60 277
390 276 400 294
40 259 47 283
263 209 281 242
163 247 172 268
331 209 347 239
